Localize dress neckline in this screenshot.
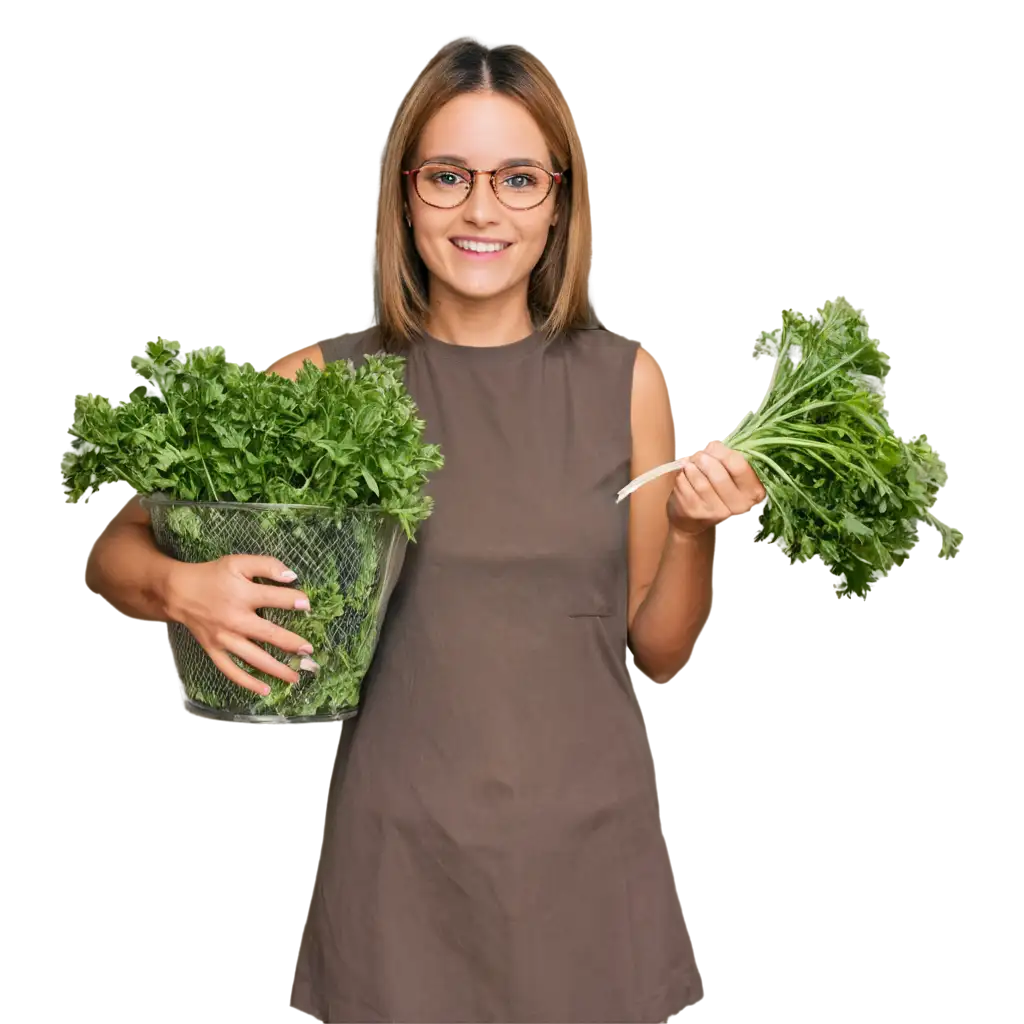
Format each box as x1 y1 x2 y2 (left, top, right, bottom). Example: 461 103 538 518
417 325 545 360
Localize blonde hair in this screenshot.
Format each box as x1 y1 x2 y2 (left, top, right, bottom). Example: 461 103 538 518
373 37 605 352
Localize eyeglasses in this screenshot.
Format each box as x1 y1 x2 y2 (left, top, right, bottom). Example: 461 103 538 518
402 161 568 211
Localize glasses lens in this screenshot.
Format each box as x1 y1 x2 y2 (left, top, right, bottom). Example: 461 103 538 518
495 165 553 209
415 163 472 208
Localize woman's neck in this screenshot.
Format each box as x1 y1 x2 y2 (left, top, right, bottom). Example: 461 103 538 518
424 292 534 348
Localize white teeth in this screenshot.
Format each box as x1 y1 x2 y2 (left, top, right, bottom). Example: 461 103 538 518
453 239 509 252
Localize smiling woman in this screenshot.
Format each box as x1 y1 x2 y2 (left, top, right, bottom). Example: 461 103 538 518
383 87 573 349
269 37 712 1024
359 41 600 353
75 31 714 1024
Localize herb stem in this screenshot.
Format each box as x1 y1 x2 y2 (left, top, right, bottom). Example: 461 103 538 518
193 420 217 499
752 343 874 429
741 449 839 527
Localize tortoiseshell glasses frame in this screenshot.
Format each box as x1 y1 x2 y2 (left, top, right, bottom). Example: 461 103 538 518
402 161 569 212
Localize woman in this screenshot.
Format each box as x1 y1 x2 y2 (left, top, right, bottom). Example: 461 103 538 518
86 38 766 1024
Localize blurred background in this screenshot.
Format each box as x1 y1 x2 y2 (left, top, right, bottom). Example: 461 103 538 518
3 1 1020 1021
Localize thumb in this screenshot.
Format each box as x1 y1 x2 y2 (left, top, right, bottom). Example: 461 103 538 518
229 553 298 583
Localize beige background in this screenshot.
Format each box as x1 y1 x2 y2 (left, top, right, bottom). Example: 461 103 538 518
2 9 1024 1024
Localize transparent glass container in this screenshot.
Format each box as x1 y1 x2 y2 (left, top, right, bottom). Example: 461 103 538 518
140 493 408 723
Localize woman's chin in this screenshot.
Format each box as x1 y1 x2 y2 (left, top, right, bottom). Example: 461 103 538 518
444 274 516 300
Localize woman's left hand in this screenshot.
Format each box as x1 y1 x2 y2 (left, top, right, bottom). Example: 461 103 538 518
667 440 767 538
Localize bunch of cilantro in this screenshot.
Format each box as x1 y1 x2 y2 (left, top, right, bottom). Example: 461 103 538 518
63 337 443 718
620 297 962 599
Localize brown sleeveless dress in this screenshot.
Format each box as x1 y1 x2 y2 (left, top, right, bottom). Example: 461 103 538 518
290 323 704 1023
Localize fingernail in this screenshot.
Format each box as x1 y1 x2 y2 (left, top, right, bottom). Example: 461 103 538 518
294 597 310 610
261 685 271 695
279 569 297 581
299 657 320 673
298 643 314 655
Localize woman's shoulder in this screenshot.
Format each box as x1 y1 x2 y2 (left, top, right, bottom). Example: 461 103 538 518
560 325 643 380
554 327 645 431
566 325 667 423
311 325 385 366
563 324 642 357
266 325 385 382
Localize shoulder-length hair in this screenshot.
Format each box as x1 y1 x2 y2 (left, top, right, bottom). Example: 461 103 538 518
373 37 605 352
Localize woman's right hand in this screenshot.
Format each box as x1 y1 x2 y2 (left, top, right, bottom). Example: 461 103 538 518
164 554 317 696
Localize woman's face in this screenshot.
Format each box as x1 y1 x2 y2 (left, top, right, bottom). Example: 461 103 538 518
405 91 560 306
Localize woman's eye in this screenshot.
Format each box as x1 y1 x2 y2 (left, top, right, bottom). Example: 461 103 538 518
503 173 533 189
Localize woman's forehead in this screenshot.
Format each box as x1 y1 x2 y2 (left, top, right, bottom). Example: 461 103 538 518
416 93 547 164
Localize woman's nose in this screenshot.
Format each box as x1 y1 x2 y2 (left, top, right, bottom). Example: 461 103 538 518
462 171 503 222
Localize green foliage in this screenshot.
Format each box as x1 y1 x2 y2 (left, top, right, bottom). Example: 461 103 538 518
723 297 963 599
62 337 444 541
144 499 400 719
64 337 442 718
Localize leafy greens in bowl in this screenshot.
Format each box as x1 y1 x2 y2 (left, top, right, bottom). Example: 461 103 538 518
63 337 444 721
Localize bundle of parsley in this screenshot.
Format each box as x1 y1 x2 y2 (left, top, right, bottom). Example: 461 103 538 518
618 298 962 599
63 337 444 719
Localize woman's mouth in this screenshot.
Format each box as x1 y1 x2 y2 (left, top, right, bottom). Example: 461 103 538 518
450 238 513 260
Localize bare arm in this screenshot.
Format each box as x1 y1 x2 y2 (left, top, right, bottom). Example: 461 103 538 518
84 493 181 621
625 347 766 683
84 341 326 623
625 347 715 684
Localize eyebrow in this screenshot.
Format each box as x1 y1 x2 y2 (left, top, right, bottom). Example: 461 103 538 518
422 154 547 167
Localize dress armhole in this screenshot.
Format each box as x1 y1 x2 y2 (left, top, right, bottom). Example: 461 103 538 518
623 338 642 451
580 330 641 449
315 327 376 368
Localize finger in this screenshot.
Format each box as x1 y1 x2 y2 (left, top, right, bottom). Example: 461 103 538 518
691 451 747 512
245 611 316 657
706 442 767 502
672 464 701 512
224 553 300 584
249 580 312 614
223 635 309 685
206 644 274 696
681 458 731 516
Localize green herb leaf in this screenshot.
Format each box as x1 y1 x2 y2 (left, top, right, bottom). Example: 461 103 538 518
721 297 962 599
62 339 445 542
